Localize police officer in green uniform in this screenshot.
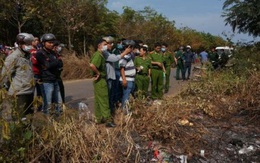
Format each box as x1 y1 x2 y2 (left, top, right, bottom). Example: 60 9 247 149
161 43 174 93
90 38 115 127
219 49 229 68
174 46 185 80
208 48 219 69
150 42 165 99
134 46 151 98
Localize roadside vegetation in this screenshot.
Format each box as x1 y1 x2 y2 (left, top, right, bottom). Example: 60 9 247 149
1 0 260 162
0 0 228 54
0 43 259 162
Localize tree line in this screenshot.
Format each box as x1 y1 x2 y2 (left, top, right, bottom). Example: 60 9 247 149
0 0 229 55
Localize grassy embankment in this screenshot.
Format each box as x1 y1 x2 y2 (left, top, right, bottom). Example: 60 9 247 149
0 45 259 162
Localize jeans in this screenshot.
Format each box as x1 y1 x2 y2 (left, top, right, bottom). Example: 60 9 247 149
42 82 62 115
184 63 192 79
114 69 122 103
58 79 65 103
107 79 116 114
121 81 135 108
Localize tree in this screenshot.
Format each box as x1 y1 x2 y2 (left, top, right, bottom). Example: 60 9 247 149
0 0 40 33
222 0 260 37
51 0 104 51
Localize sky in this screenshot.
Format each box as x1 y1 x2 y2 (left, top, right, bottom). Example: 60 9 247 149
106 0 258 43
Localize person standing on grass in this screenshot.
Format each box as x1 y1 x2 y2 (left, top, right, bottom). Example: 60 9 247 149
119 40 136 109
161 43 174 93
150 42 166 100
183 45 194 80
175 46 185 81
1 33 35 119
208 47 219 69
112 39 126 107
134 45 151 98
199 48 209 66
36 33 63 116
90 38 116 127
102 36 131 115
53 40 65 103
30 37 43 111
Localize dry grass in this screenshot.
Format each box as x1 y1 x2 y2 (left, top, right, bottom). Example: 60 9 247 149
1 48 260 162
0 65 258 162
61 53 92 80
22 69 259 162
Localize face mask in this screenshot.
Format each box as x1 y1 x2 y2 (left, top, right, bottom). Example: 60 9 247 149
57 46 62 53
161 48 166 52
117 44 123 50
22 45 33 52
102 45 108 51
135 49 140 56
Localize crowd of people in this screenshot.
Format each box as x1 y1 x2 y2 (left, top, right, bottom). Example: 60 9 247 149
1 33 64 121
89 37 199 127
0 33 229 128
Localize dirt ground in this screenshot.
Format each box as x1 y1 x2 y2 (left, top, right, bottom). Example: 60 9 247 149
124 105 260 163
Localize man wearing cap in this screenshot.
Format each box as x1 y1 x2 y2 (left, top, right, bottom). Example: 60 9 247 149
102 36 131 115
174 46 185 81
1 33 35 119
183 45 194 80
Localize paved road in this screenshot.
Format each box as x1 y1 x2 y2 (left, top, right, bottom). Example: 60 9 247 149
64 67 187 110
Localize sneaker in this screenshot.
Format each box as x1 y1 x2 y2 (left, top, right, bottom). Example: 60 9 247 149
106 122 116 128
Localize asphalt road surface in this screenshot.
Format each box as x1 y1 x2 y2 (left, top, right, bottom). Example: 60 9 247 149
64 67 188 111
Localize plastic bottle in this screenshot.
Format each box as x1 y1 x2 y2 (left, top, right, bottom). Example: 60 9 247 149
78 102 90 119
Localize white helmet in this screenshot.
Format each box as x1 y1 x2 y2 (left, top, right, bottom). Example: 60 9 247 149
186 45 191 49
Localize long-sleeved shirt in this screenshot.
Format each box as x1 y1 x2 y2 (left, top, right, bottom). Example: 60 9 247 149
1 48 34 95
36 49 63 82
183 51 194 64
102 51 121 80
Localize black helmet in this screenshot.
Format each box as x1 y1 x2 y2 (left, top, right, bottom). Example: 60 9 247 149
16 33 34 45
122 40 135 48
41 33 56 42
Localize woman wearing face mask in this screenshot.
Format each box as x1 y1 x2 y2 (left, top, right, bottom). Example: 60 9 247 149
53 40 65 103
1 33 35 119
